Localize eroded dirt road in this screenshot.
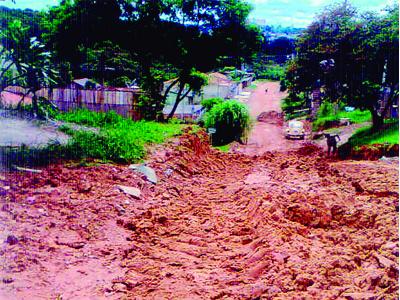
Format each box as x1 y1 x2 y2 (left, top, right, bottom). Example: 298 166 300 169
1 130 398 299
235 81 310 155
1 82 398 299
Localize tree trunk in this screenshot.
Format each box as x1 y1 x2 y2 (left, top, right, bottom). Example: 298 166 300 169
162 78 179 103
167 84 192 120
370 108 384 131
32 93 39 118
167 82 185 120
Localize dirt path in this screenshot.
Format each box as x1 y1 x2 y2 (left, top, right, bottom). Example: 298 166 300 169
246 81 284 117
235 81 310 155
1 132 398 299
0 112 69 148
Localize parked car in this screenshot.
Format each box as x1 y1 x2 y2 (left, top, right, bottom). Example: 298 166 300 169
285 120 305 139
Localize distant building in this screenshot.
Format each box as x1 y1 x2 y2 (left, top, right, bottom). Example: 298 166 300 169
164 72 254 105
162 104 203 120
67 78 102 90
163 71 254 120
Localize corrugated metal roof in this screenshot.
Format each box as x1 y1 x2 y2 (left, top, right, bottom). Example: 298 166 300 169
163 104 203 115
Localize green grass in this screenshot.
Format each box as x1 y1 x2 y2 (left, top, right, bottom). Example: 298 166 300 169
337 110 372 123
313 109 371 131
55 109 183 163
214 144 231 152
348 121 399 147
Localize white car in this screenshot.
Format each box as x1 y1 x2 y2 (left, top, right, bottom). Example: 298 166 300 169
285 120 305 139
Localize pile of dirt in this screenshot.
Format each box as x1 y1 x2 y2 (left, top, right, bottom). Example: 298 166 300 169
339 143 399 160
295 143 324 156
1 131 398 299
257 111 283 125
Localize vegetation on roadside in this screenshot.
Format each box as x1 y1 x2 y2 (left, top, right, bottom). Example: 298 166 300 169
201 97 224 112
56 109 183 163
348 121 399 147
204 100 251 145
253 62 285 81
213 144 231 152
312 101 372 131
283 2 398 130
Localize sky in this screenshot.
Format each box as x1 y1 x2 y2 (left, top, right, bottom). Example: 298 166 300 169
0 0 396 28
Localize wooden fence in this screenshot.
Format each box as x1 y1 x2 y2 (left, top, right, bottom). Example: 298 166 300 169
3 86 142 120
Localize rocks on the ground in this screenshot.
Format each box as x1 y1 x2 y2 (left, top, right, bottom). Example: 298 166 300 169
375 254 396 269
5 235 18 245
77 182 92 193
55 240 86 249
13 165 42 173
342 291 377 300
2 277 14 284
114 204 126 215
129 164 158 184
117 185 141 198
285 202 331 228
112 282 128 293
26 196 36 204
351 181 364 193
296 275 315 291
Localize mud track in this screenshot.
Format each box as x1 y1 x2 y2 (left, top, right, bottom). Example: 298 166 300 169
1 130 398 299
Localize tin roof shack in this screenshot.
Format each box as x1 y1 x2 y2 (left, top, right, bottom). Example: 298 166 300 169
163 72 251 105
68 78 102 90
4 79 143 120
162 104 203 121
162 71 254 121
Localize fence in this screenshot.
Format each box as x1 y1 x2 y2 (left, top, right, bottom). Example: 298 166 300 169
3 86 142 120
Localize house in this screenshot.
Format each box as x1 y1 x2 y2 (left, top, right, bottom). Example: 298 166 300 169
163 71 255 120
67 78 102 90
3 79 142 120
164 72 256 106
162 103 203 120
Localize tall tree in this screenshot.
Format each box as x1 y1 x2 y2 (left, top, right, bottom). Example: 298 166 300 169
46 0 261 120
285 1 398 129
1 20 58 118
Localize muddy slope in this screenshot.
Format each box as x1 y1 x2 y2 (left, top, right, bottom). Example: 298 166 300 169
1 131 398 299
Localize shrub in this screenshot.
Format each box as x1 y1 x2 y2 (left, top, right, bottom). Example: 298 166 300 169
56 108 124 127
317 101 335 118
56 110 183 163
204 100 251 145
201 97 224 112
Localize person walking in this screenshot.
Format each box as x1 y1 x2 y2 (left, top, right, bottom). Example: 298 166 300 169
324 133 340 156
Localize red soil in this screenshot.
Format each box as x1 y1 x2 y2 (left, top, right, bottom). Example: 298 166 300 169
1 131 398 299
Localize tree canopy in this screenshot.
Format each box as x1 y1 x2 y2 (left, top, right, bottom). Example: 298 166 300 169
41 0 262 119
284 1 399 129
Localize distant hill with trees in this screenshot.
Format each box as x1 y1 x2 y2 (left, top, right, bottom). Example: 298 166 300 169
0 6 43 36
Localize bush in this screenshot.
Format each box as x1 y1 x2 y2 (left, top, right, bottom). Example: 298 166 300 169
204 100 251 145
56 109 182 163
201 97 224 112
317 101 335 118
